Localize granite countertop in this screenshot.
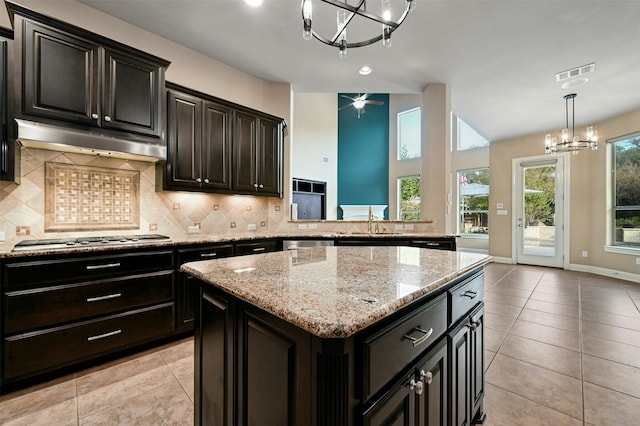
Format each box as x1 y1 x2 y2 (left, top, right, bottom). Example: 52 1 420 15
0 231 457 258
181 246 491 339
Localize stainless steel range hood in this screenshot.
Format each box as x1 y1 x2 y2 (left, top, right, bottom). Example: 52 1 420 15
15 119 166 162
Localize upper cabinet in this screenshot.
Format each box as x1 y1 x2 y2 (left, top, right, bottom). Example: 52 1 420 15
7 2 169 139
233 114 282 197
164 83 284 198
0 28 14 182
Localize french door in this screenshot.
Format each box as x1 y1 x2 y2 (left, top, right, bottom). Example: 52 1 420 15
513 155 567 268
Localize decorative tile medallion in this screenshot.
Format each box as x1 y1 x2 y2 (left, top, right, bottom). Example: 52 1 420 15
45 162 140 231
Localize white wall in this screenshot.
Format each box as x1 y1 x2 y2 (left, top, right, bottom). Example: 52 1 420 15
291 93 338 219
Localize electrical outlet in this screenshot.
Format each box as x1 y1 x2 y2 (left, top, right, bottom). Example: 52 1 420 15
188 224 200 234
582 251 588 258
0 231 5 241
394 224 404 231
298 224 308 230
636 257 640 265
404 224 414 230
308 223 318 230
248 224 257 231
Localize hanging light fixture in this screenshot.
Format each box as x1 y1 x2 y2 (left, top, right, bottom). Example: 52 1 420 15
301 0 415 59
545 93 598 155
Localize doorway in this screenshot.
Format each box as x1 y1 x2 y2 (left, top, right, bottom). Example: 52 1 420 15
513 155 567 268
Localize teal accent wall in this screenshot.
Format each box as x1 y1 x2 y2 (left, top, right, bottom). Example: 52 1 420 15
337 94 389 219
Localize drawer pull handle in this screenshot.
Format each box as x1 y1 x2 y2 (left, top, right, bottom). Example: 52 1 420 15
420 369 433 385
466 320 481 331
409 378 424 395
200 253 218 258
87 329 121 341
86 262 121 270
252 247 266 252
461 290 478 299
403 327 433 347
86 293 122 302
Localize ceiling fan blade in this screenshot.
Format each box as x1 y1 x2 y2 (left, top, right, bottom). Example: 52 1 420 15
364 100 384 106
340 94 357 101
338 104 354 111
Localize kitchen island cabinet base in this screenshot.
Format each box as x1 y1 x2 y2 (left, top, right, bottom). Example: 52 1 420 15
192 267 486 426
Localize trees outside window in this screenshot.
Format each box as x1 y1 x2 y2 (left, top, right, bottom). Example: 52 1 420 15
458 168 489 235
612 133 640 246
398 176 420 221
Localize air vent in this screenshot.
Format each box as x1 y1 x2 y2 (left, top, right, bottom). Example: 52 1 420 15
555 63 595 82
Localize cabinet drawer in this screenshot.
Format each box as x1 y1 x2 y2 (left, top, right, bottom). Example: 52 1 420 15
410 239 455 251
363 293 447 401
178 244 234 264
3 270 174 334
3 303 174 380
449 273 484 326
234 240 278 256
3 250 174 289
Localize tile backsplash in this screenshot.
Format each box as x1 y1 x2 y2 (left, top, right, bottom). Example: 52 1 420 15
0 147 287 244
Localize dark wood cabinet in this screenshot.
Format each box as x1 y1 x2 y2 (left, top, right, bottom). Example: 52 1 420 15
165 85 233 192
8 2 168 139
335 236 457 251
193 266 485 426
364 338 448 426
1 248 176 389
176 244 234 331
292 178 327 220
164 83 282 197
0 29 13 182
449 303 485 426
234 239 279 256
233 112 283 197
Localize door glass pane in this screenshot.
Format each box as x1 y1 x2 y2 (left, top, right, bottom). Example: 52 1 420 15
523 164 556 256
398 176 420 220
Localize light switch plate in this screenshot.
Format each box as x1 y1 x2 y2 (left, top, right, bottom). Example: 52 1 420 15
496 203 504 209
247 224 257 231
188 225 200 234
308 224 318 230
298 224 308 230
496 210 508 216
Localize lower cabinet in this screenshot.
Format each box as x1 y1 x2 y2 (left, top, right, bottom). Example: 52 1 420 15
449 303 485 426
193 267 485 426
176 243 234 331
363 338 448 426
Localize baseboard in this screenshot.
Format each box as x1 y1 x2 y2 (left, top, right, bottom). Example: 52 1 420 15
457 248 489 254
490 256 514 264
569 263 640 284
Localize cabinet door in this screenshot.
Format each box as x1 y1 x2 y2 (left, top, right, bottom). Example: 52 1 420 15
202 101 233 191
165 90 202 190
102 49 163 137
233 110 258 193
237 307 311 426
470 306 485 423
363 374 416 426
22 21 99 125
417 339 448 426
197 289 234 426
257 117 282 196
0 35 13 182
449 321 471 426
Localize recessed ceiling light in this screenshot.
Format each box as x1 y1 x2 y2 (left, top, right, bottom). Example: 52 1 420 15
359 66 372 75
244 0 264 7
561 77 589 89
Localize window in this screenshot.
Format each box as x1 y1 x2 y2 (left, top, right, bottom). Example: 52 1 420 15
458 168 489 236
397 108 421 160
612 132 640 247
456 116 489 151
398 176 420 220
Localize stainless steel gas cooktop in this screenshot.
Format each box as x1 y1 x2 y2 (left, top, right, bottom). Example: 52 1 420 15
12 234 171 252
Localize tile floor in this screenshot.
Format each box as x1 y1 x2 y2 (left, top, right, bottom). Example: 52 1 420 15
1 263 640 425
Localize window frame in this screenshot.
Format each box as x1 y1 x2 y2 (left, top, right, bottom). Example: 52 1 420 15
609 131 640 249
397 107 421 161
457 167 490 238
455 115 490 151
397 175 421 221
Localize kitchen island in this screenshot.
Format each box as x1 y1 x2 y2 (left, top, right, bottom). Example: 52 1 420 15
182 246 491 426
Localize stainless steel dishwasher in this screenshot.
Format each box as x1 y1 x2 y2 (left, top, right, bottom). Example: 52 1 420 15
282 239 334 250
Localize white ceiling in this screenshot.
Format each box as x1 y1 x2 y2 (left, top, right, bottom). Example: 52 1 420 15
78 0 640 142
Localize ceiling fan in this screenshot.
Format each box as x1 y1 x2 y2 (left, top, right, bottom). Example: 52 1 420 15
339 94 384 118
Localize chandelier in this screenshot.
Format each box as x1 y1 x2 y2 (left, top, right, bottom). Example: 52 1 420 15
301 0 415 58
545 93 598 155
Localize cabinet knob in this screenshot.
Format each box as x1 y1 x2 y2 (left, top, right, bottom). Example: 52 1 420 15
91 113 99 120
253 183 258 188
204 178 210 184
409 378 424 395
259 184 264 189
467 319 480 330
420 369 433 385
196 178 202 183
104 115 112 122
